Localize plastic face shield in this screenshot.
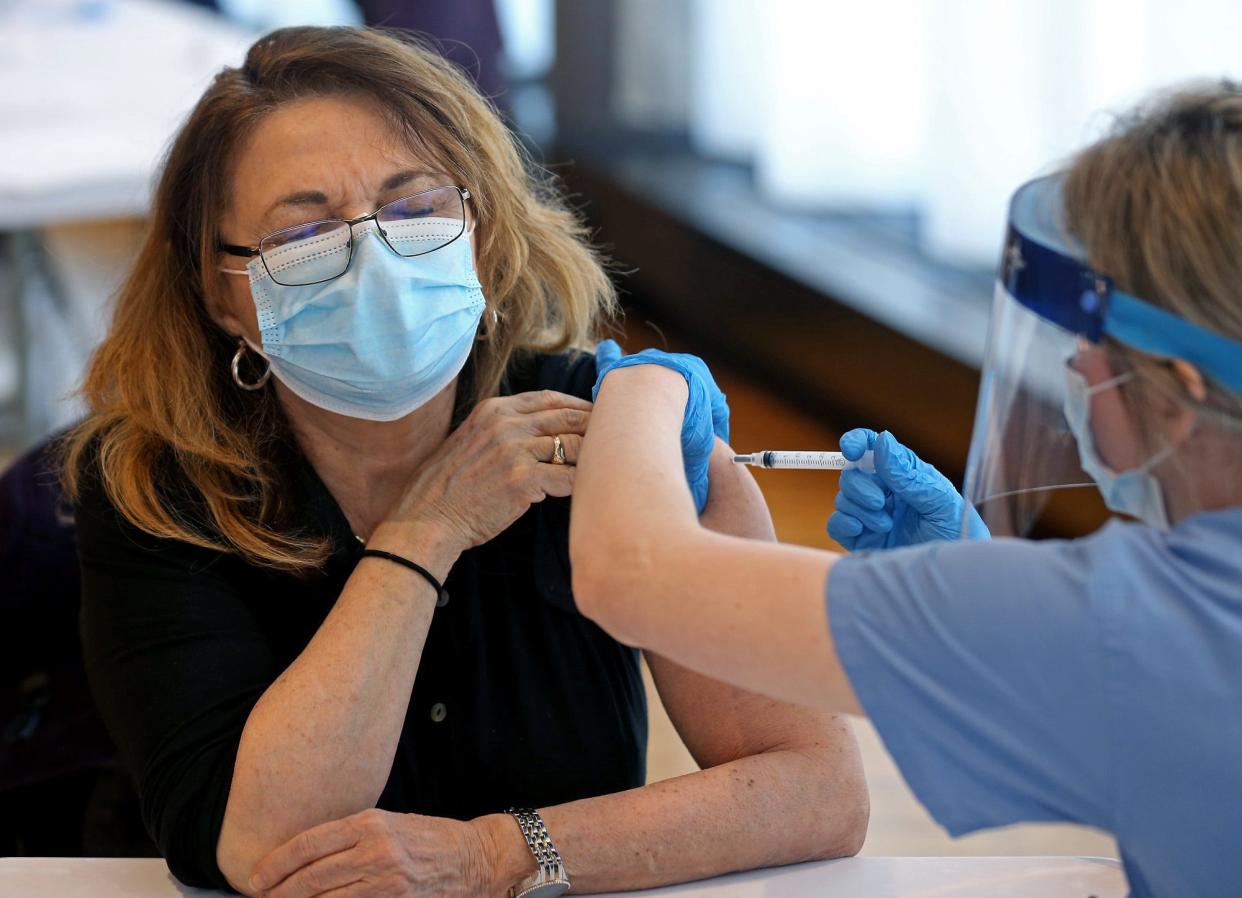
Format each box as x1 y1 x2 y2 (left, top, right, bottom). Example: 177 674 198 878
960 173 1242 538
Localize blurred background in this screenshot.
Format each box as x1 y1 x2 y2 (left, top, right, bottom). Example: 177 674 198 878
3 0 1240 863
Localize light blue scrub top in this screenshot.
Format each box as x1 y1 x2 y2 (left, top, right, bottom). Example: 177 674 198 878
828 505 1242 898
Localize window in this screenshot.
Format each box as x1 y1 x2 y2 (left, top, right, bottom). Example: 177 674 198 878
674 0 1242 265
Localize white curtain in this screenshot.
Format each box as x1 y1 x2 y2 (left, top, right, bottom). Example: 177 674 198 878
688 0 1242 265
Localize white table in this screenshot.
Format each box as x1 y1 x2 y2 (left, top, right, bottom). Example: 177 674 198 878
0 855 1127 897
0 0 253 445
0 0 253 229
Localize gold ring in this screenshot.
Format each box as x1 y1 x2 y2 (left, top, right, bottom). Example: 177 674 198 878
551 434 567 465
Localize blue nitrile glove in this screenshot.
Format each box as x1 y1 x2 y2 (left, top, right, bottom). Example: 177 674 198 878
827 428 990 551
593 339 730 514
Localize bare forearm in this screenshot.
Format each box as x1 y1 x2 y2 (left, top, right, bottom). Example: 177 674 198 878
479 423 868 893
478 741 865 894
217 522 458 889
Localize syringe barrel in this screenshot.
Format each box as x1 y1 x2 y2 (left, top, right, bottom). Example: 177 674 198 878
757 450 874 472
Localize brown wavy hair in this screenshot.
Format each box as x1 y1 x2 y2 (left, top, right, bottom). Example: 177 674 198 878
62 26 617 571
1062 82 1242 438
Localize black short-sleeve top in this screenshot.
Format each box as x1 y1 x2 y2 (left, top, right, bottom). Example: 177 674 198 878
75 352 647 891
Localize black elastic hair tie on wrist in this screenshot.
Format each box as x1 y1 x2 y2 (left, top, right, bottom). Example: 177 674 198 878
359 549 449 607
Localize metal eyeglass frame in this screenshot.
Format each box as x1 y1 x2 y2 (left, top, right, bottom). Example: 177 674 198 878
217 185 471 287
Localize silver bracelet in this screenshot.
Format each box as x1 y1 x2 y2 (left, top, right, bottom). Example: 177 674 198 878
507 808 571 898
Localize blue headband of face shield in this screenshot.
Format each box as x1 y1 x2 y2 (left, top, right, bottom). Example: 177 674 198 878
1002 174 1242 394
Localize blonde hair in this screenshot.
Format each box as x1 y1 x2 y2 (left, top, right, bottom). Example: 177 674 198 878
1062 82 1242 444
62 26 617 571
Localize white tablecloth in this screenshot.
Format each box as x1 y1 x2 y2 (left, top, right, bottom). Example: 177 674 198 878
0 0 253 229
0 855 1128 897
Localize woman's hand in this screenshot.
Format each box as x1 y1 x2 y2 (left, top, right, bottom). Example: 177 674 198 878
247 809 500 898
593 340 729 513
384 390 591 553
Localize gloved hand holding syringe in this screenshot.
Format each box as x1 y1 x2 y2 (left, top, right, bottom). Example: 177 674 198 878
732 450 875 472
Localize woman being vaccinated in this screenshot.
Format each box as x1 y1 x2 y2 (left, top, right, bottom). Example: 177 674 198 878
64 26 867 898
574 85 1242 897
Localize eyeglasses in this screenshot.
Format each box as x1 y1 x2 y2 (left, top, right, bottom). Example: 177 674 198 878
218 185 471 287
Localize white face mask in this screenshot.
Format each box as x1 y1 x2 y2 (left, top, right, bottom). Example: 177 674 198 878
1063 364 1173 529
226 222 485 421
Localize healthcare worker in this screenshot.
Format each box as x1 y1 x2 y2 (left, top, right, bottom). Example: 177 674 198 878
569 85 1242 898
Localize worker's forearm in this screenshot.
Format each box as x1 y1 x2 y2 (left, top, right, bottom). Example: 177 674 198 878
573 364 698 539
478 741 864 894
217 522 458 891
572 365 860 713
570 366 698 645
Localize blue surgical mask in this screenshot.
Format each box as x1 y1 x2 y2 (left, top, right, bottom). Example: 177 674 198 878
237 224 485 421
1063 364 1172 529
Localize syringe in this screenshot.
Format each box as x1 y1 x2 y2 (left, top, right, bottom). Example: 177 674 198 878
732 450 875 472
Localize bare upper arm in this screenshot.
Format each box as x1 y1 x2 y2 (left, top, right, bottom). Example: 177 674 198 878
698 438 776 541
647 438 855 765
573 396 859 714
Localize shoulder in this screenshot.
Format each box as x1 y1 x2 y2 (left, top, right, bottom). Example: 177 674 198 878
1161 505 1242 576
70 435 150 535
831 533 1098 610
834 510 1228 603
65 434 126 544
827 533 1109 680
69 435 115 523
69 434 225 569
1090 509 1242 665
1085 508 1242 602
829 512 1242 670
504 350 598 403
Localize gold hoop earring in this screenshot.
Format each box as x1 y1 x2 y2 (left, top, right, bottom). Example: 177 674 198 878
476 307 501 342
231 339 272 390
